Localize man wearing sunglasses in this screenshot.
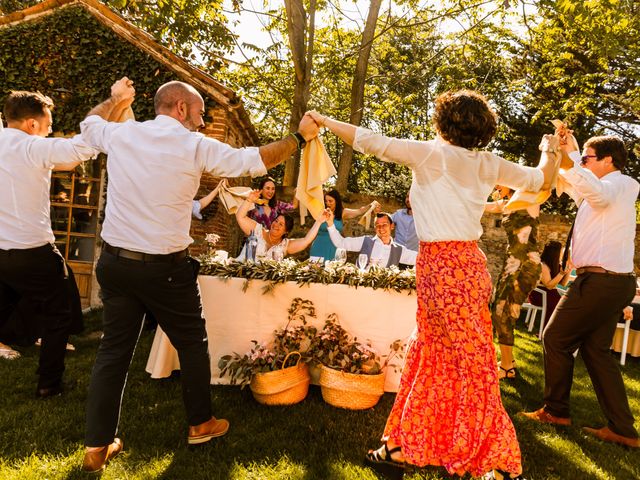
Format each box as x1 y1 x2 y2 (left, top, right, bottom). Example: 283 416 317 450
521 133 639 449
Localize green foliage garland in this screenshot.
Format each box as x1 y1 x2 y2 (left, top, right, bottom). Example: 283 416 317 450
198 257 416 294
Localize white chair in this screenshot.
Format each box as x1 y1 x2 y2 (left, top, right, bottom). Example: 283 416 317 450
615 316 632 366
523 287 547 339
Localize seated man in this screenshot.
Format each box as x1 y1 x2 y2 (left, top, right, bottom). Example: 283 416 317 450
392 193 418 251
326 211 417 267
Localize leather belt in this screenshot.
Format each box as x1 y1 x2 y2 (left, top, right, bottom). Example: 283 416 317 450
576 266 635 277
103 243 188 263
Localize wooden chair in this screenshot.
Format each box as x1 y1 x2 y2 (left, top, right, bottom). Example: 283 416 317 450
523 287 547 339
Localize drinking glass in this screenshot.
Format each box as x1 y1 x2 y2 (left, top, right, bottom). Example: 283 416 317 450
357 254 368 271
272 246 284 262
334 248 347 263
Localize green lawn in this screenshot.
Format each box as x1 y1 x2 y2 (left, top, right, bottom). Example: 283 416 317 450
0 309 638 480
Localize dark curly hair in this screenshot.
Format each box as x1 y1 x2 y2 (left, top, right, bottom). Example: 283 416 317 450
432 90 498 149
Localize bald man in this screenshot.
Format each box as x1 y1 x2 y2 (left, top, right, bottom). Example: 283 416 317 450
79 78 318 472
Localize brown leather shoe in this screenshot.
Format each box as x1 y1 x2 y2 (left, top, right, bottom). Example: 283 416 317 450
518 407 571 426
583 426 640 448
82 438 123 473
188 417 229 445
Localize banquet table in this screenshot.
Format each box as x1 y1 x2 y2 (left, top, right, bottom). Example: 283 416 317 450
145 275 417 392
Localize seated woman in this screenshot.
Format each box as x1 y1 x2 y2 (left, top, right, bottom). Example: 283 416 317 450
309 189 379 261
248 177 298 229
529 240 572 326
236 190 328 261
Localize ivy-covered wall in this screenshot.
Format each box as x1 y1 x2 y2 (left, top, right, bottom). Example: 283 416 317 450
0 5 210 131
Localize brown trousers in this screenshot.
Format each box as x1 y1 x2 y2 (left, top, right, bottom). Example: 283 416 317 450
542 271 637 438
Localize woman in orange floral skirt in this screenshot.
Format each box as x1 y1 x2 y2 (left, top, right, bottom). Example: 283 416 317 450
307 91 555 479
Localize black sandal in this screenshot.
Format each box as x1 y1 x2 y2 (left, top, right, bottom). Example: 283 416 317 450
498 366 517 380
484 469 527 480
364 443 405 479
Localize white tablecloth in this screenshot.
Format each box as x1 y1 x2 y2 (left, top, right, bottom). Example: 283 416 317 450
145 276 417 392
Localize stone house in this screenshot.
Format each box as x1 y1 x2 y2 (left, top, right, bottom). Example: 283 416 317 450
0 0 259 306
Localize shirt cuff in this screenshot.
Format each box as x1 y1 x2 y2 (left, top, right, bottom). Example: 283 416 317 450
248 148 268 177
568 151 581 169
327 224 338 233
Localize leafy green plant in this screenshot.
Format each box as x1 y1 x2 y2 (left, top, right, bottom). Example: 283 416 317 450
308 314 404 375
217 298 318 387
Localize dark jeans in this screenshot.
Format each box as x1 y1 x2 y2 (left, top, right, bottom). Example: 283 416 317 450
542 271 637 438
0 244 74 389
84 251 212 446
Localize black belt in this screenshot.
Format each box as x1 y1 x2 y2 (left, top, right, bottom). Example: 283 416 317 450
576 266 635 277
103 243 188 263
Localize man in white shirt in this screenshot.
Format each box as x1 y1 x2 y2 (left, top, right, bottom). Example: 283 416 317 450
521 135 639 448
391 193 418 251
0 91 97 396
327 211 417 267
80 78 318 472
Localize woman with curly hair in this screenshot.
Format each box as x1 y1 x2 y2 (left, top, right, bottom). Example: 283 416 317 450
307 90 554 480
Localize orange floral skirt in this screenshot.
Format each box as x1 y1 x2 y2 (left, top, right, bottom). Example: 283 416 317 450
384 241 522 477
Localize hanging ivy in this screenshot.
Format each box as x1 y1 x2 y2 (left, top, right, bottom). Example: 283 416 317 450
0 6 203 132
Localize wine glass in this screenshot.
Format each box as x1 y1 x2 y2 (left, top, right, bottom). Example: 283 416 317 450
334 248 347 263
357 253 368 271
272 246 284 262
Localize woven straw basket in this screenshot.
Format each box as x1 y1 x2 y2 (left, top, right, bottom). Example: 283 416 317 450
250 352 310 406
319 365 385 410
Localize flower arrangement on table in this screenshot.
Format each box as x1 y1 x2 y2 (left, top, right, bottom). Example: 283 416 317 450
198 256 416 294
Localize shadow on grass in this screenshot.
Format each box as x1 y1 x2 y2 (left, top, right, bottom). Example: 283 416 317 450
0 314 638 480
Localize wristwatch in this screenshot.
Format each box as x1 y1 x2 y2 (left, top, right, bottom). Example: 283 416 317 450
291 131 307 150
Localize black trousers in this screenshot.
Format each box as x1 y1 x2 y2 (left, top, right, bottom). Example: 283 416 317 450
542 271 637 438
0 244 74 389
84 251 212 446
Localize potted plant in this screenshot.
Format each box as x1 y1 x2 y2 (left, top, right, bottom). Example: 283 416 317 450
309 314 404 410
218 298 317 405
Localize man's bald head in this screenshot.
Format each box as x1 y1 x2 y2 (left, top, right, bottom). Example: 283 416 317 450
154 81 201 114
154 81 205 131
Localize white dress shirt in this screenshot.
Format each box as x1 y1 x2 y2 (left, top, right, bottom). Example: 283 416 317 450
80 115 267 254
0 128 97 250
353 128 544 242
327 225 417 265
561 151 639 273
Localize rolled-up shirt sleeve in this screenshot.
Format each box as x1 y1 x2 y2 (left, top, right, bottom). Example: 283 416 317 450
197 136 267 178
353 127 430 169
327 225 365 252
28 133 98 168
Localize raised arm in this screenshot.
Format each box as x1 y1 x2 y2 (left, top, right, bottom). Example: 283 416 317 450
343 200 380 220
235 190 260 236
197 181 223 210
258 115 319 169
287 209 330 255
306 111 356 146
540 263 571 289
86 77 135 120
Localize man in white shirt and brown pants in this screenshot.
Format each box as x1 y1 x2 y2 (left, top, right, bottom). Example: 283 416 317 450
80 78 318 472
0 92 97 396
522 135 639 448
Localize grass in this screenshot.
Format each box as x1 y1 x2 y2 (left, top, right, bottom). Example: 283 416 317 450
0 309 638 480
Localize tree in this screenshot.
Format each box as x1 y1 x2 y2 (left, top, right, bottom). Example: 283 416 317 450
334 0 382 193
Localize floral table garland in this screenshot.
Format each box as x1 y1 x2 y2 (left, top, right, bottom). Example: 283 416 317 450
197 256 416 294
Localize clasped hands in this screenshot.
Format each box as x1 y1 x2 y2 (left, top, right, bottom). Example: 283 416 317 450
110 77 135 107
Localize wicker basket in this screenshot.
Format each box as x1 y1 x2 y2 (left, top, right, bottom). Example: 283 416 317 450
318 365 385 410
250 352 310 406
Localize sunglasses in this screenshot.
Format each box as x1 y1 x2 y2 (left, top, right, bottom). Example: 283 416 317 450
580 154 597 165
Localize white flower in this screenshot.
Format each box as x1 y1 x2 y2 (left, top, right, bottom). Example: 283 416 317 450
205 233 221 245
